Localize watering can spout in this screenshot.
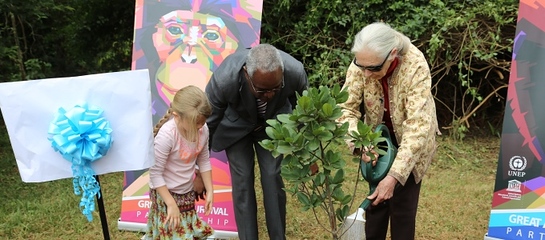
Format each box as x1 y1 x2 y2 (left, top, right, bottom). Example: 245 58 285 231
347 208 366 222
340 208 366 240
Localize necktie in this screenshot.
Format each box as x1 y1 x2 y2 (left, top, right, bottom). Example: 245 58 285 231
256 98 267 117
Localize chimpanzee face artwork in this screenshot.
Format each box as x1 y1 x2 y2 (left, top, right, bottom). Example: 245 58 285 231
152 9 238 102
133 0 261 118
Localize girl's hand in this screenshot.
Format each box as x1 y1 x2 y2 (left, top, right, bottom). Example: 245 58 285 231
165 202 180 229
204 194 214 215
361 145 379 166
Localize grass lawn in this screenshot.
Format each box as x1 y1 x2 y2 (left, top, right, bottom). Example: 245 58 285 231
0 122 500 239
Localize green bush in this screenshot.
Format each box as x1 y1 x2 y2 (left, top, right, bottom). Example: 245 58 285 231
261 0 518 138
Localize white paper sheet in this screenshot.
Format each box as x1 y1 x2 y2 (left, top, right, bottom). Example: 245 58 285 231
0 69 154 183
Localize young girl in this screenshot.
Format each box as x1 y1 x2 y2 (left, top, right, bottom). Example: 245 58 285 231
145 85 214 239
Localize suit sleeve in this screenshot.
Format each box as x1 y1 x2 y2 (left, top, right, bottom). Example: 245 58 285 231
289 64 309 109
205 73 227 148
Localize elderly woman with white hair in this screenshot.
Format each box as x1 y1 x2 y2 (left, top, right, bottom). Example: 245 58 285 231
338 22 440 239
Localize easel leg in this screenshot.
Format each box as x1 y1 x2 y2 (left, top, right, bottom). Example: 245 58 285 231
95 175 111 240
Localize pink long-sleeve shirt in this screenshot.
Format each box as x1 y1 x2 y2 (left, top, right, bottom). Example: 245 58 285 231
149 118 212 194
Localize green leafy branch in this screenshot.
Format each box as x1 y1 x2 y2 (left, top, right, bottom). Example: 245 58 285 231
260 84 384 239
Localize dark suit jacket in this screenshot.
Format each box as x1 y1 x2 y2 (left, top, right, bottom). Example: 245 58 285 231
205 49 308 152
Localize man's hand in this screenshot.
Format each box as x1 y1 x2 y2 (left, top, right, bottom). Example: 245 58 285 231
193 171 206 201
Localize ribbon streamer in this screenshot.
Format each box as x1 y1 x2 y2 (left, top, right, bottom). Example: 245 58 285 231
47 103 113 221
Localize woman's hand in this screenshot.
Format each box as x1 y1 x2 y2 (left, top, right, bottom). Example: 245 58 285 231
367 175 397 205
361 145 379 166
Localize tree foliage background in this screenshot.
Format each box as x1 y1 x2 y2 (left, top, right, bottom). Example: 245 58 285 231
0 0 519 138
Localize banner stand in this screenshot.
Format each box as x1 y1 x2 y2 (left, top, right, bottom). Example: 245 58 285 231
484 1 545 239
117 220 238 239
95 175 111 240
122 1 264 237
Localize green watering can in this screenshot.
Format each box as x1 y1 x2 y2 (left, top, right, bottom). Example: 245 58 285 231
359 124 397 210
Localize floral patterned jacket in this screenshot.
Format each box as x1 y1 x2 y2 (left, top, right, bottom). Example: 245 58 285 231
338 44 439 186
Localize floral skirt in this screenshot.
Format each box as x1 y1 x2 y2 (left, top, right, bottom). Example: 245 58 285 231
145 189 214 240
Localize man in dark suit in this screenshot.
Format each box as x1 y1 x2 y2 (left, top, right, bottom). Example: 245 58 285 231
205 44 308 240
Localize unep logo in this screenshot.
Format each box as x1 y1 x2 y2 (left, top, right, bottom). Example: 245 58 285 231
509 156 527 171
508 156 527 178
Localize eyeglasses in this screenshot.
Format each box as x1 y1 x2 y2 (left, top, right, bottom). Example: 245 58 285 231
353 49 393 72
245 70 284 94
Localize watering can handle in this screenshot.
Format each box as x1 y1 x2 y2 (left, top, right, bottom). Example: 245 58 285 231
360 183 377 210
360 198 372 210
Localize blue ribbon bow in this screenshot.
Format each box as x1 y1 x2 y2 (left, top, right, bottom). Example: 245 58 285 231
47 103 113 221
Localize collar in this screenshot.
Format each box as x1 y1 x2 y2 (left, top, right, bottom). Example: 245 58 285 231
383 57 399 80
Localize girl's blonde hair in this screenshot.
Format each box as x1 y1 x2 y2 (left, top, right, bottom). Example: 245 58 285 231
153 85 212 141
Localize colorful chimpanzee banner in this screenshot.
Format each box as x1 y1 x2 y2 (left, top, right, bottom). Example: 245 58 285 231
486 1 545 239
118 0 263 237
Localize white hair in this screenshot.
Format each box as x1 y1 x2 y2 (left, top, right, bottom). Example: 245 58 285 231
352 22 411 59
245 44 284 76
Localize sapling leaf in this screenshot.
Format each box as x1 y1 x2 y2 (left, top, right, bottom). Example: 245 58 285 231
298 115 313 123
264 126 275 139
317 130 333 141
336 205 350 222
332 169 344 184
277 142 294 155
336 89 349 104
331 108 343 119
332 187 345 201
266 119 279 127
315 173 326 186
322 103 333 117
341 195 352 205
310 193 322 206
308 138 320 151
322 121 337 131
312 126 325 136
298 96 312 110
277 114 292 124
296 192 311 206
376 148 387 156
356 121 371 136
259 139 273 150
331 83 341 94
331 159 346 169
